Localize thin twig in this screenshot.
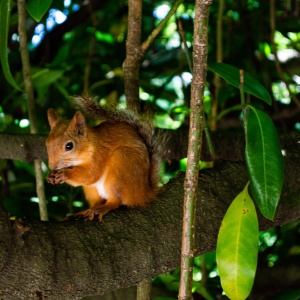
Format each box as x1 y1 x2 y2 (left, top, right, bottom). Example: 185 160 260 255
240 70 245 108
141 0 183 55
178 17 217 161
17 0 48 221
177 18 193 73
178 0 213 299
83 1 98 93
240 69 247 127
211 0 225 131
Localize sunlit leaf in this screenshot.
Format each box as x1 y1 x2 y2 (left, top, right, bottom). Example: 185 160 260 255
216 183 259 300
245 105 284 220
0 0 21 90
26 0 52 22
208 62 271 105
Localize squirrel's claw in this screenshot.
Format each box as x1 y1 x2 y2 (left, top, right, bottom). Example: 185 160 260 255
47 169 66 185
64 209 103 222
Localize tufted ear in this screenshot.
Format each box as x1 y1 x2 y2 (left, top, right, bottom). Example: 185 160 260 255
47 108 59 129
68 111 87 136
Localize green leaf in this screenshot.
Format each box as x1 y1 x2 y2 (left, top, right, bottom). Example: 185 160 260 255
32 69 64 87
245 105 284 220
0 0 21 90
216 183 259 300
26 0 52 22
208 62 271 105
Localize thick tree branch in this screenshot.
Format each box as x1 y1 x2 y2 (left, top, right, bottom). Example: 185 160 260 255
0 146 299 299
0 131 299 163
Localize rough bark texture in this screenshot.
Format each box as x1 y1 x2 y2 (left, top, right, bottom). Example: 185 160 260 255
0 133 47 162
0 143 299 299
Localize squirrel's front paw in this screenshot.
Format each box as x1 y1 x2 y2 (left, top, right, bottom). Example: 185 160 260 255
47 169 66 185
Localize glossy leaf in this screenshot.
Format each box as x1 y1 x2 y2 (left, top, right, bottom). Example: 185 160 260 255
26 0 52 22
245 105 284 220
216 183 259 300
0 0 21 90
208 62 271 105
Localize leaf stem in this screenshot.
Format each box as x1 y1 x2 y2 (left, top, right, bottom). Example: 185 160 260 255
239 69 247 121
203 115 217 161
177 18 193 73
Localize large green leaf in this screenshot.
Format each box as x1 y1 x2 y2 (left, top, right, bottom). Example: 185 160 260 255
245 105 284 220
208 62 271 105
26 0 52 22
216 183 259 300
0 0 21 90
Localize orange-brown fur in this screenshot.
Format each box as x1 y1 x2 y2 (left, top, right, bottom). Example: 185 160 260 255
46 101 161 221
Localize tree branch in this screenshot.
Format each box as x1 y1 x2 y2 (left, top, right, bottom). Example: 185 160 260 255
17 0 48 221
141 0 183 55
0 131 299 163
123 0 143 111
0 147 299 299
179 0 212 297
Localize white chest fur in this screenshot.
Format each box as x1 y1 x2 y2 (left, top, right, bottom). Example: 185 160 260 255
93 172 108 199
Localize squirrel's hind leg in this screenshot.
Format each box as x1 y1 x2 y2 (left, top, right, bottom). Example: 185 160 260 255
64 199 122 221
64 186 122 221
84 185 122 220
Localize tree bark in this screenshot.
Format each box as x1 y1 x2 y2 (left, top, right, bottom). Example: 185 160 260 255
0 145 299 299
0 131 299 163
179 0 212 298
123 0 143 112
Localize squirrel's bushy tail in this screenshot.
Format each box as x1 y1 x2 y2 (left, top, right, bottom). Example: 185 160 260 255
72 95 167 193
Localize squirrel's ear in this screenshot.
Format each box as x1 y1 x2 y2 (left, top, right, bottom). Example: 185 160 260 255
69 111 86 136
47 108 59 128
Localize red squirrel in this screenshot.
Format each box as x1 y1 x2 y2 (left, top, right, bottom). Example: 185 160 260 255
46 96 164 221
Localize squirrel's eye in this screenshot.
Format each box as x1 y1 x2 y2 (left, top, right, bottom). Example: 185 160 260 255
65 142 74 151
